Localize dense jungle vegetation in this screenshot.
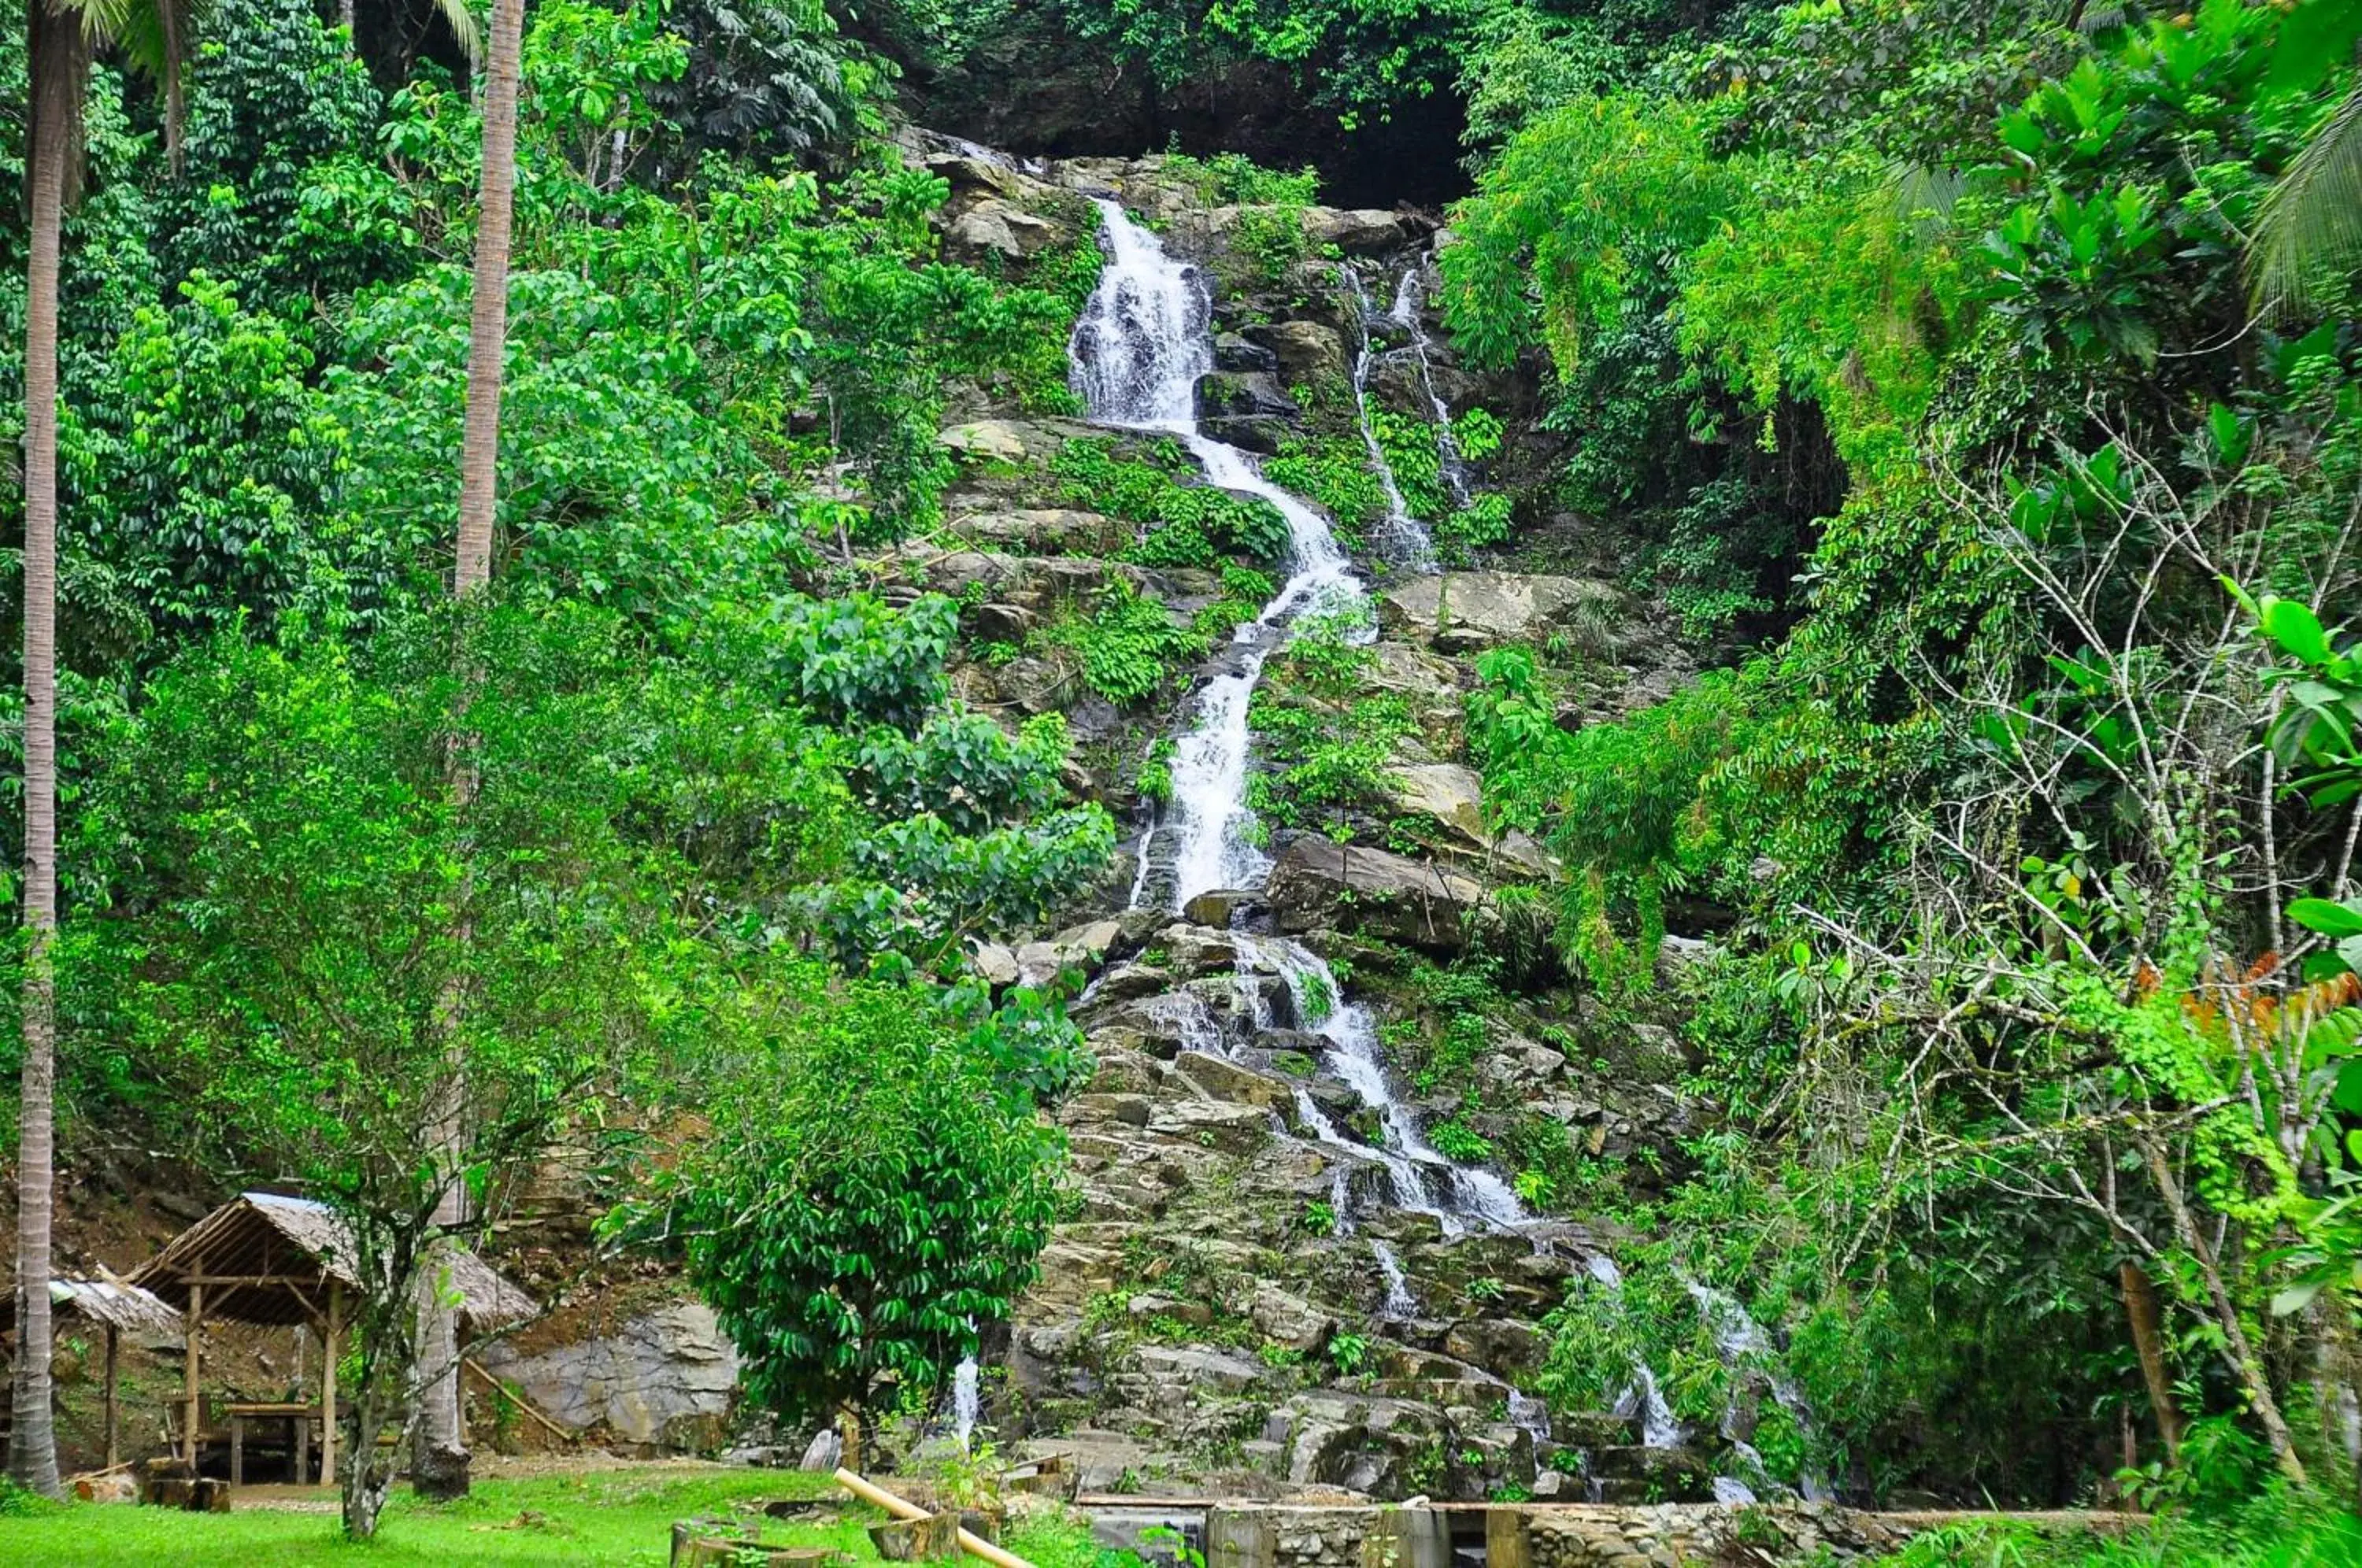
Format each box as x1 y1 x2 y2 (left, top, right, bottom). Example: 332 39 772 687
0 0 2356 1559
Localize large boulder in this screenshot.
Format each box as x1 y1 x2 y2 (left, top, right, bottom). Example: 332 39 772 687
1196 370 1298 421
1386 762 1555 879
1266 838 1486 952
476 1300 739 1451
1300 208 1416 255
1378 571 1622 653
1242 320 1347 383
944 198 1069 260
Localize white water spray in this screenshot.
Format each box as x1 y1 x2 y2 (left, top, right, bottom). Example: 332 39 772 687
1342 266 1434 566
953 1355 981 1452
1372 1238 1419 1319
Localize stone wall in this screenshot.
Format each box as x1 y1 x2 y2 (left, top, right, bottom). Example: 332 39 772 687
1198 1503 2126 1568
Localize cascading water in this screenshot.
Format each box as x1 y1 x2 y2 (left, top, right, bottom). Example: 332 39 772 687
1069 197 1526 1241
1385 267 1473 509
1064 194 1597 1481
1070 198 1356 910
1372 1239 1419 1319
1342 267 1435 567
953 1355 981 1452
1683 1276 1832 1502
1584 1253 1684 1451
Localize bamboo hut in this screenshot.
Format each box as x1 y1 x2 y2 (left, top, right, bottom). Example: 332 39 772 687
130 1192 534 1482
0 1274 183 1469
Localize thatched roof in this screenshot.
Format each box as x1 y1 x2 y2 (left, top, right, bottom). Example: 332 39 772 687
131 1192 536 1332
0 1276 183 1338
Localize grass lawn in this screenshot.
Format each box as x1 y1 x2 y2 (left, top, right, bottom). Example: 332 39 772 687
0 1463 1125 1567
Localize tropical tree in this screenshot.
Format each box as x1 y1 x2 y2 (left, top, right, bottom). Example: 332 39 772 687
9 0 201 1499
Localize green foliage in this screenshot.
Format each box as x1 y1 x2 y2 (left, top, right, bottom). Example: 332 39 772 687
1051 437 1291 565
1058 582 1205 708
1164 150 1320 209
1246 602 1411 834
65 272 346 637
1426 1117 1493 1163
1266 430 1386 543
655 966 1067 1426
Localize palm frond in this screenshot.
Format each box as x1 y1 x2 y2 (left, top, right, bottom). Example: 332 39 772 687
2249 82 2362 318
431 0 483 67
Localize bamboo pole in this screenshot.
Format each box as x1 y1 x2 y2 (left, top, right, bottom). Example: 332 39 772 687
102 1326 119 1470
833 1467 1035 1568
183 1283 202 1461
320 1283 340 1486
461 1358 571 1441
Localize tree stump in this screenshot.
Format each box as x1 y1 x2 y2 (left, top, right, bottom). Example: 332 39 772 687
672 1519 850 1567
413 1443 472 1501
871 1512 962 1561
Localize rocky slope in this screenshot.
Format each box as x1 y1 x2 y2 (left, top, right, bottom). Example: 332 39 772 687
864 133 1719 1505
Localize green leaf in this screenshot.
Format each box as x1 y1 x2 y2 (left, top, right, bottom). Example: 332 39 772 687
2290 897 2362 937
2270 0 2362 93
2264 598 2334 665
2271 1279 2326 1316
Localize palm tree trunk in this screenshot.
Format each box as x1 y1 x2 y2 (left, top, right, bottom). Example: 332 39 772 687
7 0 86 1502
415 0 524 1493
454 0 523 591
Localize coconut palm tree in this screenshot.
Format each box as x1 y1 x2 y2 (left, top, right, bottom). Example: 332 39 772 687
411 0 526 1503
9 0 204 1497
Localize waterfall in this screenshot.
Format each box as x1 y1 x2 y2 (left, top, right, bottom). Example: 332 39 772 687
953 1355 981 1452
1342 266 1435 566
1067 198 1530 1241
1385 267 1473 509
1070 198 1355 909
1372 1238 1418 1319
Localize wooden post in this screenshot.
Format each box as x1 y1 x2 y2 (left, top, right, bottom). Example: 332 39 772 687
320 1283 340 1487
103 1324 120 1470
184 1282 203 1463
230 1412 244 1487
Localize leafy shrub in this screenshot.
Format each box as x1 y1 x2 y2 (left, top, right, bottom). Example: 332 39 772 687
661 966 1067 1429
1059 583 1204 707
1427 1117 1494 1163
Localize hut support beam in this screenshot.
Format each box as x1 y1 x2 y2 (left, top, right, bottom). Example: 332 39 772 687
183 1282 202 1462
320 1283 340 1487
103 1325 119 1470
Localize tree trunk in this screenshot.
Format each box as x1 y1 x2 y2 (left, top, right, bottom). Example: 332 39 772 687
414 0 524 1494
454 0 523 592
2120 1260 2184 1462
2138 1136 2308 1485
341 1374 398 1538
6 0 85 1501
